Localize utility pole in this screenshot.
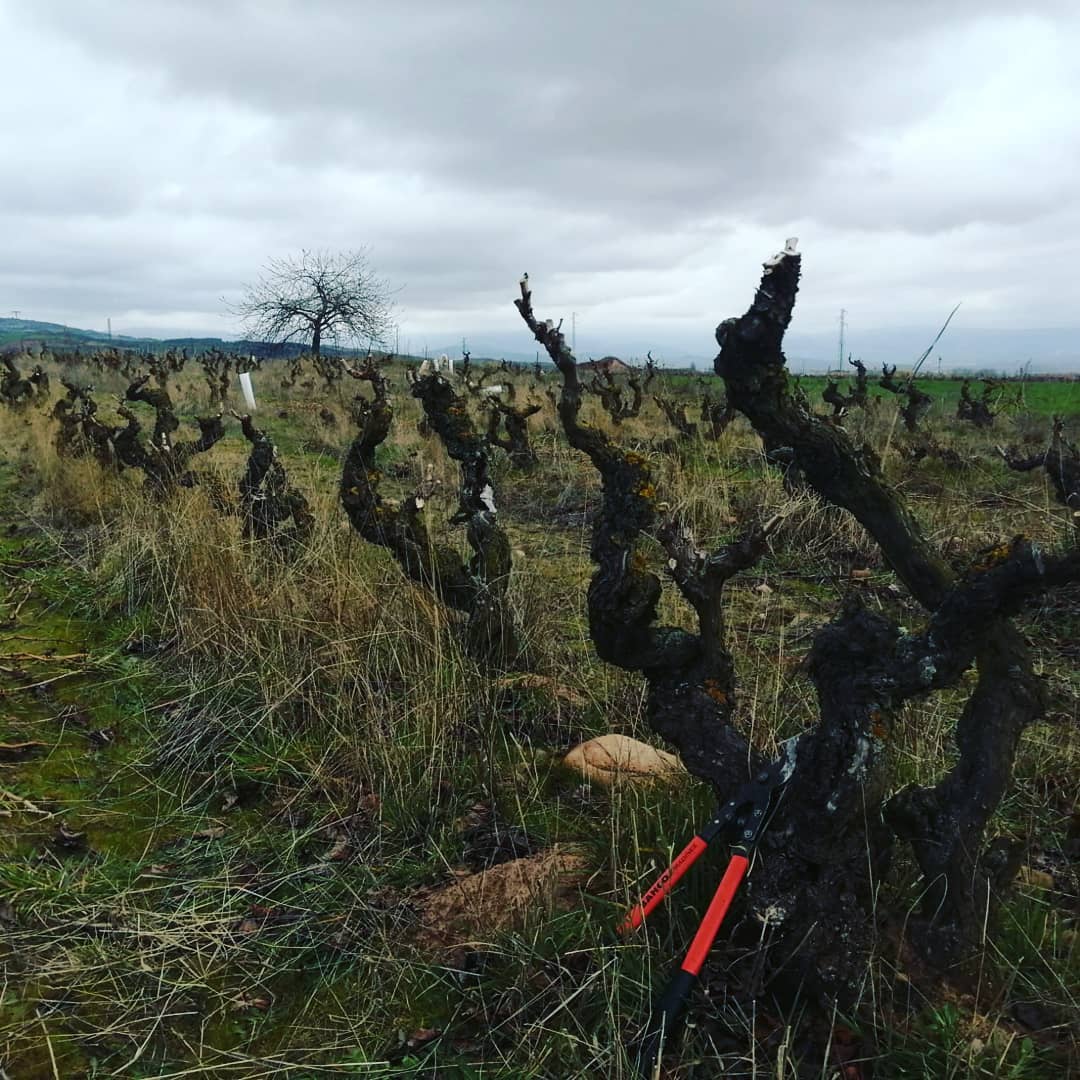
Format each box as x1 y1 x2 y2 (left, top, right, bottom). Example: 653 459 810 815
9 310 20 320
107 317 112 340
838 309 846 373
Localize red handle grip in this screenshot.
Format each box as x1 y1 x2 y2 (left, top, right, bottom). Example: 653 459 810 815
681 854 748 975
619 835 708 936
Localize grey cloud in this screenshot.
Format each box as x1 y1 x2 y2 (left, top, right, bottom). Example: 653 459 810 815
2 1 1080 363
27 0 1070 230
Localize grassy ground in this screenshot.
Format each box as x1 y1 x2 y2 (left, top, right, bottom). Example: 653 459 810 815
0 364 1077 1078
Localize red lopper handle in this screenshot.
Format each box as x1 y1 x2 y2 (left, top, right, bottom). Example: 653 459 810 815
681 853 749 975
634 854 750 1077
619 835 708 936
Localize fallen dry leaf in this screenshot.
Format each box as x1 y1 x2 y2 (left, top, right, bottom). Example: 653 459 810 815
831 1024 865 1080
322 829 352 862
53 823 87 852
230 991 273 1011
403 1028 441 1050
1017 864 1055 890
562 734 684 788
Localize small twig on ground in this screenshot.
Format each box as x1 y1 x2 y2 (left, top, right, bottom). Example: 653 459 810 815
0 670 82 694
3 652 89 663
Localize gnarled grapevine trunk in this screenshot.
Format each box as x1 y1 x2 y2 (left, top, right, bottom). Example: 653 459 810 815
714 245 1071 973
486 399 542 470
1001 417 1080 540
517 252 1079 1025
119 375 225 496
234 413 314 550
340 359 518 669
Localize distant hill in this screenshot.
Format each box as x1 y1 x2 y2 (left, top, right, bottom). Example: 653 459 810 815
0 318 359 359
5 318 1078 373
0 317 119 349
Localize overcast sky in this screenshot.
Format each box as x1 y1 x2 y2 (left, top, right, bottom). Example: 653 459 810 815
3 1 1080 366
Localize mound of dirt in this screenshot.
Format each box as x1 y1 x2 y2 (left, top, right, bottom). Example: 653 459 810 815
412 847 588 955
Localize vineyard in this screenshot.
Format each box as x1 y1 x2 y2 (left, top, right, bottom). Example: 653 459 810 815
1 251 1078 1078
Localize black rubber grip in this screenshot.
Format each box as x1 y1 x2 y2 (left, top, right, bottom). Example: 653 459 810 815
635 967 697 1078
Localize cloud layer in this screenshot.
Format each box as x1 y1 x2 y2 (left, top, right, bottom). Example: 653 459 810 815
3 1 1079 365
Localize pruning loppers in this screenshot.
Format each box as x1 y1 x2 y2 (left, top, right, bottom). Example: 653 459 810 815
619 743 798 1078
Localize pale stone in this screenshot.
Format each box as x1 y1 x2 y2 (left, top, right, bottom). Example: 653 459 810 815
562 733 685 787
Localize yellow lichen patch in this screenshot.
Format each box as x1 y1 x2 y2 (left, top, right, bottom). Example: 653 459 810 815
869 710 889 740
972 537 1023 573
637 483 656 500
704 679 729 705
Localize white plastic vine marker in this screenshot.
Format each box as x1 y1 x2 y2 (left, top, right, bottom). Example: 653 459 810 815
239 371 257 411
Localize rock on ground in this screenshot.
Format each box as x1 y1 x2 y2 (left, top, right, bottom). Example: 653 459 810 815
561 733 685 787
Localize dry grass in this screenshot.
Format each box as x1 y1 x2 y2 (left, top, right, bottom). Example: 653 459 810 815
0 362 1076 1078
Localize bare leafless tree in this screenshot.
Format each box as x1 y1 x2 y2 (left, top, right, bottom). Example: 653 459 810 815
229 250 394 361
